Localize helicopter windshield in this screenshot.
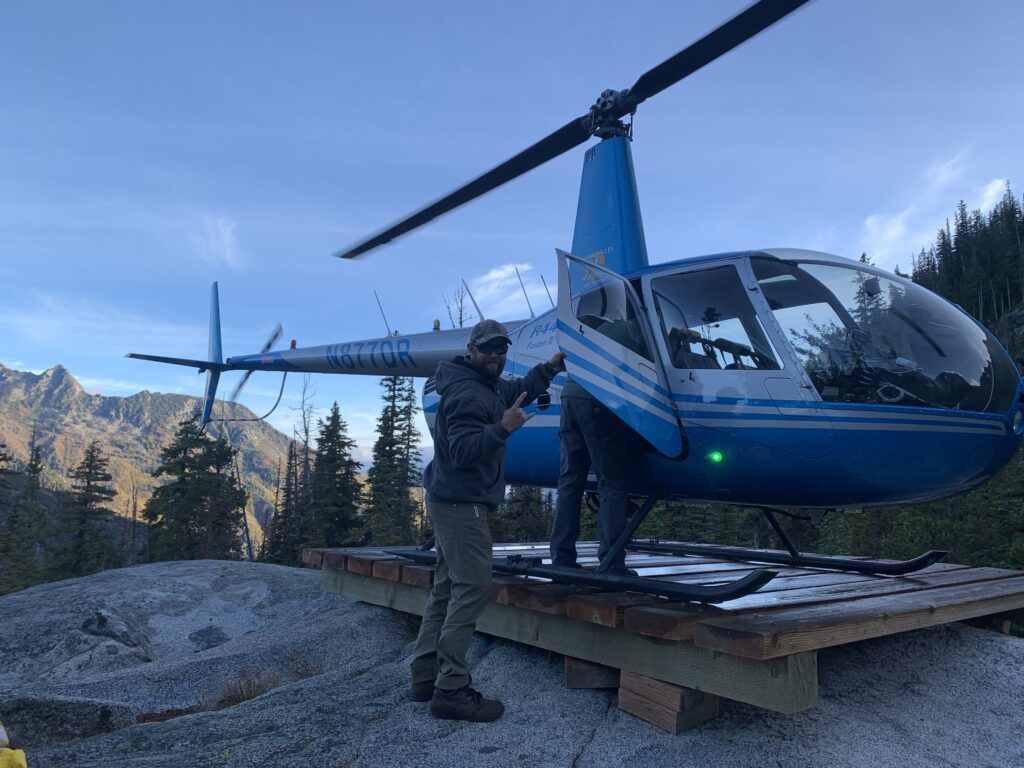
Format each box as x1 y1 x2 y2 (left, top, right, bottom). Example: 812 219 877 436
751 256 1019 414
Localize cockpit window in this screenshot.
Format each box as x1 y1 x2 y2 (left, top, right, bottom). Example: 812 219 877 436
651 265 781 371
751 257 1018 413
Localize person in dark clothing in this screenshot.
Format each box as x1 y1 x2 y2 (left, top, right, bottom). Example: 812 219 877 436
550 317 644 575
411 318 565 722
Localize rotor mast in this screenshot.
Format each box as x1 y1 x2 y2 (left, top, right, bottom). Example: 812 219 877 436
571 90 649 274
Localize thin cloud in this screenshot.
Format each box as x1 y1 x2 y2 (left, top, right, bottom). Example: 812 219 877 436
0 293 203 354
856 147 993 271
193 214 241 268
469 262 553 319
78 375 159 395
978 178 1008 213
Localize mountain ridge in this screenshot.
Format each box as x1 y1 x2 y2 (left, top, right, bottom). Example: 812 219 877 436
0 363 295 534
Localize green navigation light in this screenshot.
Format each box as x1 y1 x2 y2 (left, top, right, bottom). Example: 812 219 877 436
706 451 724 464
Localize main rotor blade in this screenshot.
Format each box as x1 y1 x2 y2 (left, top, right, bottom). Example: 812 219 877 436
336 0 812 260
629 0 811 106
336 114 591 259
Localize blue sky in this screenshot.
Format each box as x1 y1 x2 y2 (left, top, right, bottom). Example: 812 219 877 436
3 0 1022 466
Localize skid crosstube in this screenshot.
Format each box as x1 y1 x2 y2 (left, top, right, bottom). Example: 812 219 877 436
629 539 948 576
384 548 777 604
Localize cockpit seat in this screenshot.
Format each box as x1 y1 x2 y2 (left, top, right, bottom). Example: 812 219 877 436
668 327 721 369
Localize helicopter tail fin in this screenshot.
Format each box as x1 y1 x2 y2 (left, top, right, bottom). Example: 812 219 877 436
201 282 224 427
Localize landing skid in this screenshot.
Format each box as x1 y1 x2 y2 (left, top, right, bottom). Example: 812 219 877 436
384 547 777 604
630 539 947 576
631 507 947 576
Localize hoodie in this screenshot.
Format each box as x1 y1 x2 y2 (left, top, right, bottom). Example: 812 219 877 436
423 356 555 509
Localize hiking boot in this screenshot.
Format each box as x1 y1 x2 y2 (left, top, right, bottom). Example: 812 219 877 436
430 686 504 722
409 680 435 702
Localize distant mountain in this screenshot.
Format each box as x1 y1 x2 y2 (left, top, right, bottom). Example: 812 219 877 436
0 364 295 538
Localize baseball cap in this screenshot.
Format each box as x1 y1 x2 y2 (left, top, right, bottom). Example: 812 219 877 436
469 319 511 346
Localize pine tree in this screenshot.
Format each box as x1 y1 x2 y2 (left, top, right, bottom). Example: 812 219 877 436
263 443 302 564
143 416 247 562
304 402 362 548
364 375 422 545
49 441 118 578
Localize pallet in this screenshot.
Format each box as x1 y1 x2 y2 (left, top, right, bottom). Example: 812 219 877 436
307 542 1024 729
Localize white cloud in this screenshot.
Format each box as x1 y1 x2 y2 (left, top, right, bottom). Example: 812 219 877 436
977 178 1008 214
193 214 241 268
855 147 1009 271
469 262 554 320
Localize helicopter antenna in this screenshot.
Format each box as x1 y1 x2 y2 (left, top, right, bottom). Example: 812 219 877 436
461 278 484 320
515 266 535 319
373 290 393 336
541 274 555 309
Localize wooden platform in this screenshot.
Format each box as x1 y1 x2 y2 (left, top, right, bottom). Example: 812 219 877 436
305 542 1024 725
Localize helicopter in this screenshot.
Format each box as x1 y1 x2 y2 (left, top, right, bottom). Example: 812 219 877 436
129 0 1024 602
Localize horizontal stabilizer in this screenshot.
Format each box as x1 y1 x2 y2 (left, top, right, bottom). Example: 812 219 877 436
125 352 229 371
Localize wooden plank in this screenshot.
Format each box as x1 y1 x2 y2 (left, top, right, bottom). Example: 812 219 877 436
372 559 404 582
715 566 1020 612
564 656 620 689
618 684 719 733
694 575 1024 659
346 554 396 576
321 566 818 714
565 593 663 628
400 565 435 588
321 551 347 570
623 602 719 641
620 669 720 715
490 581 593 615
301 549 325 567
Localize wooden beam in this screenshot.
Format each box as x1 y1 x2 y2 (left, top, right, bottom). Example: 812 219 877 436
372 559 404 582
321 566 818 714
694 575 1024 659
564 656 620 689
565 593 662 628
618 670 720 733
400 565 435 588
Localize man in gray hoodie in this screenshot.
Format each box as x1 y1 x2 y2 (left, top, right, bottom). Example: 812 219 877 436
411 319 565 722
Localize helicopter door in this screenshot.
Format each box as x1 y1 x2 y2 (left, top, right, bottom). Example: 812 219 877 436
556 249 685 458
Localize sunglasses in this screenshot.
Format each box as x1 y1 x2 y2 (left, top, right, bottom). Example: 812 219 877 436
475 341 509 356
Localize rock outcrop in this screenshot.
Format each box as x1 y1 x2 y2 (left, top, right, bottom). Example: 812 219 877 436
1 561 1022 768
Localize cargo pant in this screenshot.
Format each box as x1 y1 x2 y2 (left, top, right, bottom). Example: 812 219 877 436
410 500 493 691
550 395 634 572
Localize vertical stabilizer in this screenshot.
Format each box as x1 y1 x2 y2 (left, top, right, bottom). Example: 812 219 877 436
202 282 223 426
570 135 649 274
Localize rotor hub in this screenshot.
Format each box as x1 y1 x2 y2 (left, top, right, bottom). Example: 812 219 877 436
583 88 637 139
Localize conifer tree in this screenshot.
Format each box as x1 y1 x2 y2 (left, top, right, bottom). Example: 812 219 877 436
49 441 117 578
263 443 302 564
304 402 362 548
364 375 422 545
143 416 247 562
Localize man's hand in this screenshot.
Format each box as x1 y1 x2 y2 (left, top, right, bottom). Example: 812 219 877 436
500 391 534 433
547 351 567 373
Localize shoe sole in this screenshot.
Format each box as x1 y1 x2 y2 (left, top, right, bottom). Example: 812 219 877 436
429 708 504 723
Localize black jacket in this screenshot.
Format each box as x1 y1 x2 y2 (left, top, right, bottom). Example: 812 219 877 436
423 356 555 508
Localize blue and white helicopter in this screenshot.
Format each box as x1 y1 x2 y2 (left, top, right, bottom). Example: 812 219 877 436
130 0 1024 602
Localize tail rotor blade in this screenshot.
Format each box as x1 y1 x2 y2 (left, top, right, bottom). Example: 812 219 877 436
229 370 254 403
229 322 283 403
261 323 283 354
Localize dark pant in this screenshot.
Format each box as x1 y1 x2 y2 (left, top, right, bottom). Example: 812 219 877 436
551 396 634 572
410 501 493 691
